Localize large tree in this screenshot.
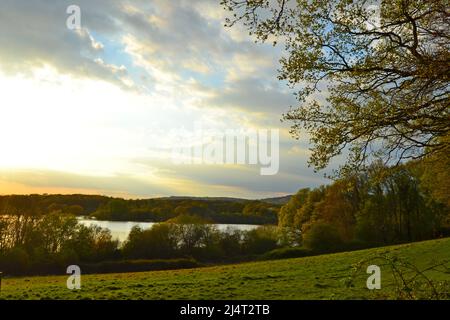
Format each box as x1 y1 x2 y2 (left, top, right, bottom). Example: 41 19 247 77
222 0 449 174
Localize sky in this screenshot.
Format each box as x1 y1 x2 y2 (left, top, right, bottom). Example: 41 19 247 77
0 0 331 199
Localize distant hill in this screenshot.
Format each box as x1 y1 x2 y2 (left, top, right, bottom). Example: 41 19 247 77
259 195 292 205
0 193 292 205
158 196 249 203
159 195 292 205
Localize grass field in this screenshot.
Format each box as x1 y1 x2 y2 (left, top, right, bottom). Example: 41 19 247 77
1 238 449 300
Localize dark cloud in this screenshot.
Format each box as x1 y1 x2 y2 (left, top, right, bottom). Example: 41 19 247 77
134 139 328 196
204 77 297 115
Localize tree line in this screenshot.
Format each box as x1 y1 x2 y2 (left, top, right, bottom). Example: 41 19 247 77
0 213 119 275
92 198 278 224
278 158 450 251
0 213 281 275
0 195 279 225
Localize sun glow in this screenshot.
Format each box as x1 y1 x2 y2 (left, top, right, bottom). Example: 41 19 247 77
1 67 160 174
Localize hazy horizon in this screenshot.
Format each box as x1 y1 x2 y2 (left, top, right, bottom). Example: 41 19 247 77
0 191 293 201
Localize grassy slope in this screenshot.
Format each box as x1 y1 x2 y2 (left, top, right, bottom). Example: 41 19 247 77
1 238 449 300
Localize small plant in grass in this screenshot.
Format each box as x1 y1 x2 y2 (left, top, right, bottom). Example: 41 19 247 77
347 254 450 300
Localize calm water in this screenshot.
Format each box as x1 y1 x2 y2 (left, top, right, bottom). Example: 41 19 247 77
77 218 259 242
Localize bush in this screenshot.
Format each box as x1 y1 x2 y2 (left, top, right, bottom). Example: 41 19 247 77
218 230 243 257
261 247 313 260
242 226 279 255
0 247 30 275
54 248 80 268
122 224 179 259
303 222 343 253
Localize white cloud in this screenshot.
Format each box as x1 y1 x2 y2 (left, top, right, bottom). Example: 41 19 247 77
0 0 328 198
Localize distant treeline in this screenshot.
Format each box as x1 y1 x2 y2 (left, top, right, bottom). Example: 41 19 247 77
0 195 280 225
93 198 279 224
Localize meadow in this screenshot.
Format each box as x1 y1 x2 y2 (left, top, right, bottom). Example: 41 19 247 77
1 238 449 300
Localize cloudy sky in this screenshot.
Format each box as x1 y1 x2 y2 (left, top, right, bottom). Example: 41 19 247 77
0 0 332 199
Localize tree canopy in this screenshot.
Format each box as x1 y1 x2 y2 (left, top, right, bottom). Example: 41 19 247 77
278 158 450 247
222 0 449 174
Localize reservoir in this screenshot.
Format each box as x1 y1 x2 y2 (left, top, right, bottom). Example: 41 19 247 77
77 218 260 242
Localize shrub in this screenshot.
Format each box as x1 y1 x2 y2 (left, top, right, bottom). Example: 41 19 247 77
302 222 343 253
218 230 243 257
122 224 179 259
0 247 30 275
242 226 279 255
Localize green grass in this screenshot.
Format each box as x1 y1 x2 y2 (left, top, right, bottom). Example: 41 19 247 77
1 238 449 300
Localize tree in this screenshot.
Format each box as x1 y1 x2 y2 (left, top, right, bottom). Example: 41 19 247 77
32 213 78 254
222 0 449 174
413 152 450 235
168 215 217 254
314 180 358 242
279 189 309 228
106 199 129 220
414 150 450 207
122 224 178 259
302 222 343 253
66 205 84 216
242 226 279 254
0 196 41 248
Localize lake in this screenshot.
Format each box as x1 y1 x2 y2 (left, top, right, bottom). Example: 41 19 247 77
77 218 260 243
